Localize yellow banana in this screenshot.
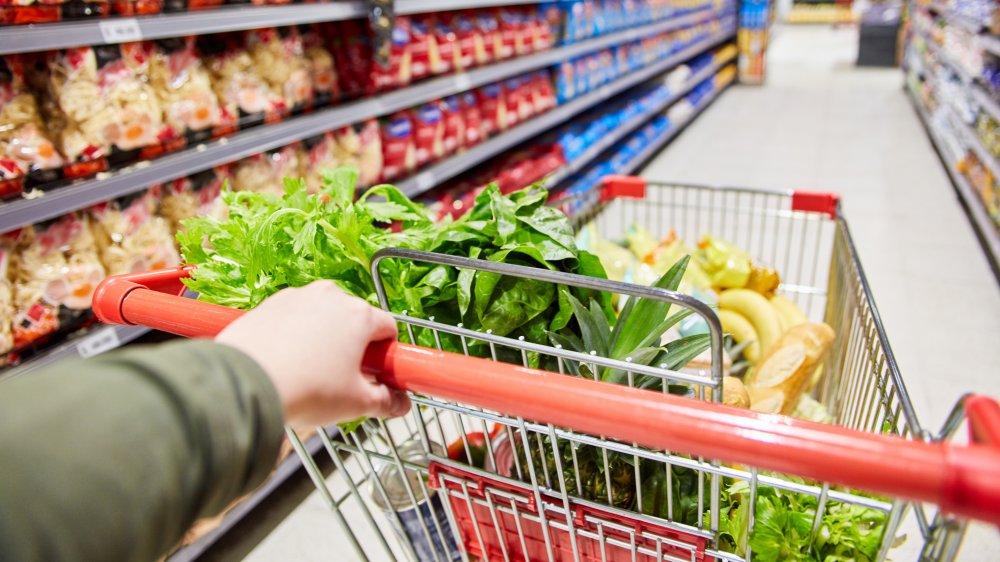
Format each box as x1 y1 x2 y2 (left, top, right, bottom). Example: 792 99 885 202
719 289 783 354
770 294 808 329
717 309 760 362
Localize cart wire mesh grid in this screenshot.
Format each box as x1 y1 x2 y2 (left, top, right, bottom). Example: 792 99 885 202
286 178 977 562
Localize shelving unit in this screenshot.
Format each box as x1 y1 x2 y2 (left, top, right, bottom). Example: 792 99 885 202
907 83 1000 278
0 7 722 231
545 53 735 187
0 0 535 55
397 29 735 195
0 324 150 380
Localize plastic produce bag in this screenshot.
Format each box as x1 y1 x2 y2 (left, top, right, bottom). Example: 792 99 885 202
90 187 180 276
696 235 752 289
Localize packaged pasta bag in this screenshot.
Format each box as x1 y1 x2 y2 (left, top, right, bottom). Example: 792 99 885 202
408 15 438 82
10 214 106 349
476 82 507 137
368 15 413 93
327 19 369 99
440 95 464 156
148 36 222 145
460 90 483 147
449 11 485 69
90 187 180 277
355 119 383 187
495 8 521 59
528 7 553 52
303 131 341 193
431 15 458 75
161 165 229 232
246 27 313 113
300 24 340 106
411 102 444 168
530 70 556 114
44 43 164 164
0 55 65 197
232 144 304 194
380 111 415 182
199 33 282 128
474 10 501 63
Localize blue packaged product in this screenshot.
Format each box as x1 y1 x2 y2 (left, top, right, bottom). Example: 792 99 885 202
555 59 576 103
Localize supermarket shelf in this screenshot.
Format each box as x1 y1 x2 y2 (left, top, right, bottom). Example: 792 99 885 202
0 8 724 231
920 30 976 85
618 79 731 176
971 85 1000 125
924 3 984 35
167 427 333 562
908 85 1000 280
0 0 541 55
0 3 364 55
956 112 1000 182
0 324 151 380
397 27 736 196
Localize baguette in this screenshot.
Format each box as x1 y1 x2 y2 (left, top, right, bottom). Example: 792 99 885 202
747 386 784 413
746 322 835 414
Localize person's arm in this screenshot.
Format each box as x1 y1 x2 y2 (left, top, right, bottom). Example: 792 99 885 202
0 340 281 562
0 281 410 562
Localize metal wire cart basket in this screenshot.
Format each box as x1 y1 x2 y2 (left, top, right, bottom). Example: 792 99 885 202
93 176 1000 562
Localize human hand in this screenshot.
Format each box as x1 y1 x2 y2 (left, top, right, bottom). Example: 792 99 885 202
216 281 411 426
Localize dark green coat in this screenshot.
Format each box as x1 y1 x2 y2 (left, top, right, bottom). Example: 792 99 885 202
0 340 284 561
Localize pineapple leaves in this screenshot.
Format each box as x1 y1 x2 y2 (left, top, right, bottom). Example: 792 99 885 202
609 256 690 359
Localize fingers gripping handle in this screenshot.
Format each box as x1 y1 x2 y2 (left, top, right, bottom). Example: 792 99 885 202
94 269 1000 525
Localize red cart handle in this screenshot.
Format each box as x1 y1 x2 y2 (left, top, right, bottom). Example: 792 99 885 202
92 268 1000 525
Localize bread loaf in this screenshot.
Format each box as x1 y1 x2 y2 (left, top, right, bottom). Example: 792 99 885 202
746 322 835 414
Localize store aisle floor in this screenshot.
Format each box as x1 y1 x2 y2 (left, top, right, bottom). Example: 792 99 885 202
643 24 1000 560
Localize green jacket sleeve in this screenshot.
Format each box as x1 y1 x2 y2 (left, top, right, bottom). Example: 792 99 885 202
0 339 285 562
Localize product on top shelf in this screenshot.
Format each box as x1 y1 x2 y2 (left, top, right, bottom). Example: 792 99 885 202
0 56 65 197
380 111 416 182
409 14 439 82
450 11 488 69
411 102 445 168
246 27 313 112
9 213 105 351
43 43 164 164
161 165 230 231
327 19 370 99
232 143 303 194
199 33 283 127
430 15 459 75
148 36 223 144
369 15 414 93
90 187 181 276
474 9 502 64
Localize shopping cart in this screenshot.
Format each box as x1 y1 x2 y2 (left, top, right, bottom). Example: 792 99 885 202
92 176 1000 562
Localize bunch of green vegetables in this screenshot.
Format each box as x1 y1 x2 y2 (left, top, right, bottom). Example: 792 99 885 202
178 168 606 356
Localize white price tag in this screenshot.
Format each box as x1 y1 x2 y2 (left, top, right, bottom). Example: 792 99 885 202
415 171 435 191
454 74 472 92
78 328 122 358
99 18 142 43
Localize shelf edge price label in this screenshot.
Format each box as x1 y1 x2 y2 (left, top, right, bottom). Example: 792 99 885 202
99 18 143 44
78 327 122 358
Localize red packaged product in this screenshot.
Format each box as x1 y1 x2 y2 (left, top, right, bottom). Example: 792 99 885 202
495 8 522 59
474 10 500 64
411 102 444 168
112 0 163 16
530 71 556 115
328 20 368 99
449 11 486 69
409 15 437 81
440 95 464 156
460 91 482 147
502 77 522 129
369 15 413 93
528 9 552 52
431 15 458 75
380 111 415 182
476 83 507 138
